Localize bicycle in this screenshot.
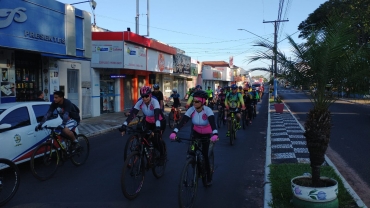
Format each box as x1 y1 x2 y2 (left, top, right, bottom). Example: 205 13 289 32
168 105 181 129
217 106 226 129
124 115 145 161
121 126 167 200
227 109 239 145
0 158 20 206
30 126 90 181
175 137 214 208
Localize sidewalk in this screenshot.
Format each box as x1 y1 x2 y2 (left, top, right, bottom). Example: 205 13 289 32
264 97 367 207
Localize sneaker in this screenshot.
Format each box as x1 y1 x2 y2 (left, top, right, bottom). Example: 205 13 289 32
71 142 80 152
226 131 230 137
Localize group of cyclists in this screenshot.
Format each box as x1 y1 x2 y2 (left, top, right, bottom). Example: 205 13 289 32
119 83 262 187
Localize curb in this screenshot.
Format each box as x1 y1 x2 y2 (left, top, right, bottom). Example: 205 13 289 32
264 99 272 207
264 93 367 207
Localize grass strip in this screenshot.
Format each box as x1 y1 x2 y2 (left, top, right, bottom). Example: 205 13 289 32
268 163 358 208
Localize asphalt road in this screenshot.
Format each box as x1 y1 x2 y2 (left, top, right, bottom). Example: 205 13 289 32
6 95 269 207
279 87 370 205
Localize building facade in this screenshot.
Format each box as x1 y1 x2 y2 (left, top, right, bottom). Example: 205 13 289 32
0 0 91 117
91 31 176 116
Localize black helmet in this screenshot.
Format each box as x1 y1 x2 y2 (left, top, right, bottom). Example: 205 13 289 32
193 90 208 99
153 84 160 89
195 85 202 90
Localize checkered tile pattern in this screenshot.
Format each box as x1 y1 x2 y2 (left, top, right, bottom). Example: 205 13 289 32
270 105 309 164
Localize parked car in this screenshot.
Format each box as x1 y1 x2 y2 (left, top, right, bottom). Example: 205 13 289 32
0 102 78 164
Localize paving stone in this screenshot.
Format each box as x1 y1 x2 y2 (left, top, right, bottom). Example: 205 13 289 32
294 148 309 153
291 141 307 145
271 132 288 136
272 144 293 149
272 152 296 159
271 137 290 142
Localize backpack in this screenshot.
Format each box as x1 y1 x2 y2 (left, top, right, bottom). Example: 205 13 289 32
70 103 81 122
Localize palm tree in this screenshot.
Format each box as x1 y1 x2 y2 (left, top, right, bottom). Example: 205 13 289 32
250 14 370 186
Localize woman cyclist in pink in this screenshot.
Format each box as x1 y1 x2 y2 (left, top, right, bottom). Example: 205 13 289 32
169 90 218 186
120 86 167 165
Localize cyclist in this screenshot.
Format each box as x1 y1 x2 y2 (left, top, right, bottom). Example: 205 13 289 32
152 84 164 111
238 86 243 93
225 84 245 136
224 86 231 96
205 86 214 107
250 87 260 117
185 85 204 109
169 89 181 119
215 85 221 98
184 87 193 100
217 88 227 119
169 90 218 186
243 89 253 124
119 86 167 165
36 91 80 149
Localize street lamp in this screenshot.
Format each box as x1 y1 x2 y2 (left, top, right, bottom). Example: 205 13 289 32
71 0 97 9
70 0 97 26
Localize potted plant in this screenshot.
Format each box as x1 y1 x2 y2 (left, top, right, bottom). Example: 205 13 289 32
274 96 284 113
250 13 369 207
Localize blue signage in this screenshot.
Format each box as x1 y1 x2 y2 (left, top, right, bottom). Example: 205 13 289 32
110 74 126 78
0 0 78 55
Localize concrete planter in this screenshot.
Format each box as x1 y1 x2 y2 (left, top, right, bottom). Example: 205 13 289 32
291 176 339 208
274 103 284 113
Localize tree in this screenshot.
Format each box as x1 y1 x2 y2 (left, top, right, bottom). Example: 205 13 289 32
250 13 370 186
298 0 370 45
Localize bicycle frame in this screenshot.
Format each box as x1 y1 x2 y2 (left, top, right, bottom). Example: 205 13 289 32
126 127 157 168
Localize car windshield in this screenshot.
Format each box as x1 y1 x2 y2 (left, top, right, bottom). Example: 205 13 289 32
0 109 5 115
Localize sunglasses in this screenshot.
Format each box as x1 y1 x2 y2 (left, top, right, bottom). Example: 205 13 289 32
193 100 201 103
141 95 150 98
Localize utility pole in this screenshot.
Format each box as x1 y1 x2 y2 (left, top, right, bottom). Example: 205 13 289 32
263 19 288 100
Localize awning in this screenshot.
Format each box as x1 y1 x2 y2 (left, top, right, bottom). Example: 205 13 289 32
41 53 91 61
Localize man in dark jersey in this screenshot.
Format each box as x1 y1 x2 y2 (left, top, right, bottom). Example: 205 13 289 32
152 84 164 111
36 91 80 148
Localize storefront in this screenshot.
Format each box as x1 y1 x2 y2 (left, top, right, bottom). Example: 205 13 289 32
91 31 176 114
202 65 222 91
0 0 91 106
173 53 191 98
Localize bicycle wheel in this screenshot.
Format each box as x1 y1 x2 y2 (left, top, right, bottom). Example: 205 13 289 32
0 158 20 206
242 111 246 130
217 114 222 129
230 122 235 145
124 135 140 161
168 111 175 129
121 151 145 200
152 142 166 179
178 158 198 208
70 134 90 166
30 142 60 181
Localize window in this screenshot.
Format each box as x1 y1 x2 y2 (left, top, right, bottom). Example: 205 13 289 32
32 104 58 122
0 107 31 129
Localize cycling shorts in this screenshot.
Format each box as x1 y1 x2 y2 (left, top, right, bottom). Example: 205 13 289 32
60 119 79 131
